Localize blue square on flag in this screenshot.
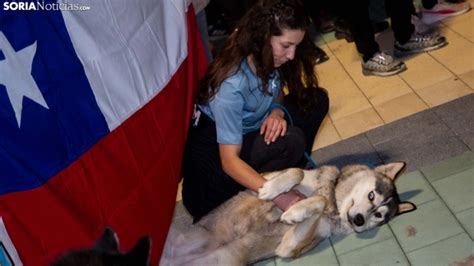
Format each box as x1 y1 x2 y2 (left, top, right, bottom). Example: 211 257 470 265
0 5 109 195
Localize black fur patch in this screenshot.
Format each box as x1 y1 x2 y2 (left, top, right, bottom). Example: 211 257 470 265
375 177 400 223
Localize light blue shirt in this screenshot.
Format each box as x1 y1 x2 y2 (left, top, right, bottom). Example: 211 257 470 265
199 59 281 144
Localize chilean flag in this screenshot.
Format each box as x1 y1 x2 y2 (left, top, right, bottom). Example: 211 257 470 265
0 0 207 264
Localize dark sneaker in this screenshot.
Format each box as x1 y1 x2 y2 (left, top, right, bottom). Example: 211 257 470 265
334 20 354 42
394 31 448 55
362 52 407 76
319 18 335 34
312 44 329 65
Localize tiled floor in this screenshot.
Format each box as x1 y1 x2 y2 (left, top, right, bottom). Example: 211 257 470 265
250 151 474 266
311 1 474 150
170 4 474 265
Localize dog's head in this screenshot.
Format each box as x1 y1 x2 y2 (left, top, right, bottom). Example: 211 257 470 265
51 227 151 266
336 162 416 233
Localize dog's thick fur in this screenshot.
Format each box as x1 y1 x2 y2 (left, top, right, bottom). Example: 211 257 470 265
161 162 416 265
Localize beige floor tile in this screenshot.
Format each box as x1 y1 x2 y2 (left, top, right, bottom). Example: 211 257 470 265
326 37 359 61
326 38 358 59
316 45 345 89
417 77 473 107
375 92 429 123
442 9 474 42
327 87 372 120
458 70 474 89
355 75 413 106
430 27 474 76
327 38 364 79
312 117 341 151
332 108 384 139
400 53 454 91
317 47 372 120
318 43 331 55
327 34 416 107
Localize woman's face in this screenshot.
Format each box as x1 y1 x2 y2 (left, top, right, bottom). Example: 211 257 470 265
270 28 305 68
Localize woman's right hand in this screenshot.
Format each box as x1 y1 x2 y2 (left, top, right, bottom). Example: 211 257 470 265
260 108 287 145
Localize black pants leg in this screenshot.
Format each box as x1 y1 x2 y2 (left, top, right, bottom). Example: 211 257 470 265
385 0 415 44
422 0 438 9
342 0 379 61
283 88 330 157
342 0 416 60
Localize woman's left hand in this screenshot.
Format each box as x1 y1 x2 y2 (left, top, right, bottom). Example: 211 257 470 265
260 108 287 145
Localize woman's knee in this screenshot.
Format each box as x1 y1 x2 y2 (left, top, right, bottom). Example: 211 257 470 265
284 126 306 157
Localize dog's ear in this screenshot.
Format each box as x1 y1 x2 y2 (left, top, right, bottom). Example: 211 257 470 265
374 162 406 181
124 236 151 265
94 227 119 253
397 202 416 215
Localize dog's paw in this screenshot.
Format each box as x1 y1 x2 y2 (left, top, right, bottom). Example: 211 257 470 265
258 181 281 200
275 243 296 258
280 204 312 224
258 169 304 200
275 232 299 258
281 209 306 224
280 196 326 224
319 166 339 181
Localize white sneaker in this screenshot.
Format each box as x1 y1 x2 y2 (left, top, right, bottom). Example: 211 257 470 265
421 1 471 24
395 31 448 55
362 52 407 77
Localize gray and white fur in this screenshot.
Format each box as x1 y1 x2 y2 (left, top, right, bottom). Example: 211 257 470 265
161 162 416 265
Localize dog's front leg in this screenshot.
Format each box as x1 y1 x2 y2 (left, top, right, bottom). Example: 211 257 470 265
280 195 326 224
275 210 326 258
258 168 304 200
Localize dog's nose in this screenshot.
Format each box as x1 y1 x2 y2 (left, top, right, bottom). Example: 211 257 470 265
352 214 365 226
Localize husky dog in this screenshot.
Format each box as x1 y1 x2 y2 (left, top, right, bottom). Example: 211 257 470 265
51 227 151 266
161 162 416 265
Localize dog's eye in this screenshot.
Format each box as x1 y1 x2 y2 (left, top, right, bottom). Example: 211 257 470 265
368 191 374 201
374 212 382 218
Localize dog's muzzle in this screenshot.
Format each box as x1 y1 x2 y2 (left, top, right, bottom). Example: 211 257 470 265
351 214 365 227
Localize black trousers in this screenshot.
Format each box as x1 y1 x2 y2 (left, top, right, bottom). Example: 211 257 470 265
182 89 329 222
342 0 416 61
422 0 438 9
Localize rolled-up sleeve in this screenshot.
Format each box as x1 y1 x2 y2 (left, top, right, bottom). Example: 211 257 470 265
209 80 245 144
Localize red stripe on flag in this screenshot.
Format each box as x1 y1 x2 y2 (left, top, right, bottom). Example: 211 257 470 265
0 6 207 265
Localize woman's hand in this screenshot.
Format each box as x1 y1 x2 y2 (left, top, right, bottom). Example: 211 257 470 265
260 108 287 145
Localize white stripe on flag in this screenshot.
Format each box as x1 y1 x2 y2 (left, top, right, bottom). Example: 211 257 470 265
60 0 188 130
0 217 23 266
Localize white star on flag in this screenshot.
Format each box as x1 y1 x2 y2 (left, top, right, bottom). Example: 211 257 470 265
0 31 49 128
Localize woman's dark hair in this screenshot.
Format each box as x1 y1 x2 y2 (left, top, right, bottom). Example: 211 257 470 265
198 0 322 114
